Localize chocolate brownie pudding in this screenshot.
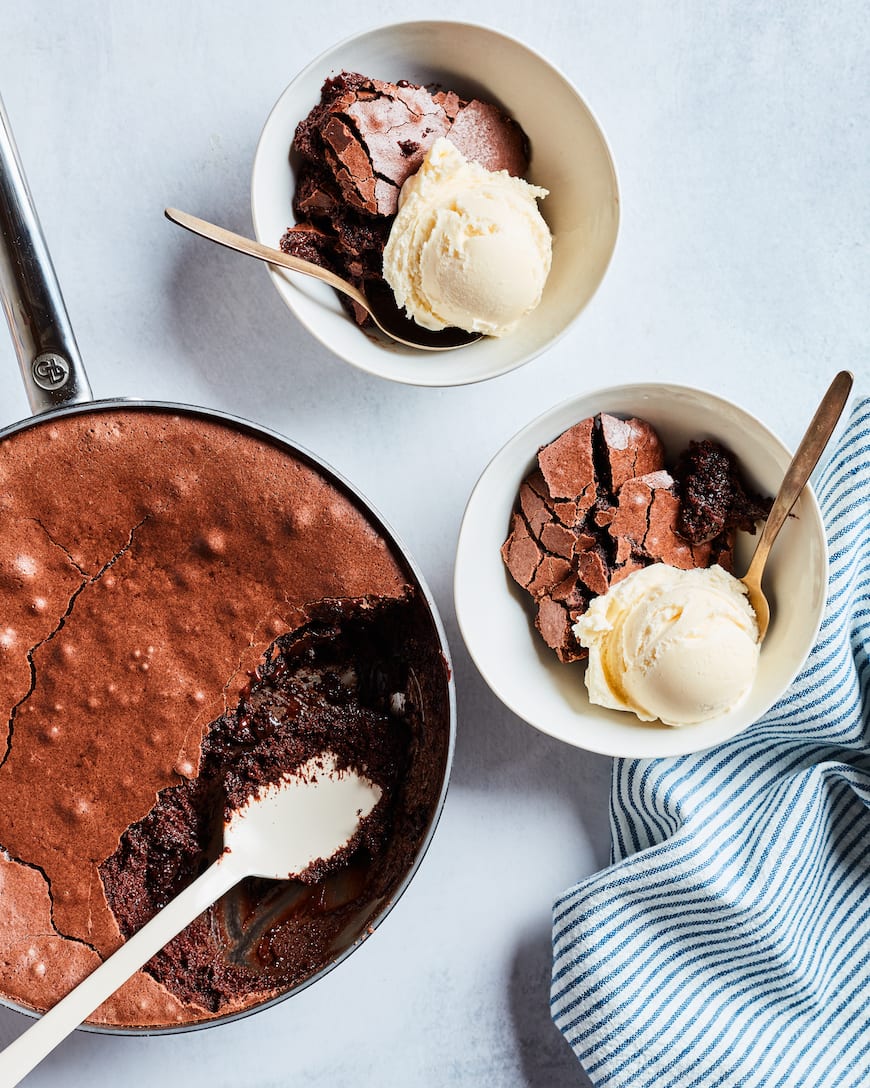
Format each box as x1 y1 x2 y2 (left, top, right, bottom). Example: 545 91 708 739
502 414 770 662
280 71 530 325
0 408 449 1028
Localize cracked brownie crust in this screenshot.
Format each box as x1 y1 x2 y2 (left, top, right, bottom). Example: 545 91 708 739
0 407 447 1027
502 414 770 663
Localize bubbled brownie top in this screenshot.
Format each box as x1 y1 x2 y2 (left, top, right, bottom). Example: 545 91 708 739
0 407 412 1026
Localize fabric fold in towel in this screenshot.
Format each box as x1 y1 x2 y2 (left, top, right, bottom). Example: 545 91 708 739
551 396 870 1088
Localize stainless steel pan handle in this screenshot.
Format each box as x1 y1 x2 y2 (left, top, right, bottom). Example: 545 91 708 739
0 93 91 413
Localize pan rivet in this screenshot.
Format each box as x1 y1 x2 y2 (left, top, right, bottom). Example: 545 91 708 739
32 353 70 391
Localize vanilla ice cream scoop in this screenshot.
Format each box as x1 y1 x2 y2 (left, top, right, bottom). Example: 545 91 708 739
573 564 760 727
382 138 552 337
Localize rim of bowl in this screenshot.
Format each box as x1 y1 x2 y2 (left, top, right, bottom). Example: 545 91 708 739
250 19 620 387
454 381 829 759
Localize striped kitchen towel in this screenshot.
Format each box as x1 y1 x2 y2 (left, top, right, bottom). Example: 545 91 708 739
551 396 870 1088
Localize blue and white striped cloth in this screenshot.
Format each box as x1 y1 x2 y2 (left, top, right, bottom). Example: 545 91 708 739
552 396 870 1088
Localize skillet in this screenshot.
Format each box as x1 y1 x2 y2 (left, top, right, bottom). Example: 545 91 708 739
0 94 455 1034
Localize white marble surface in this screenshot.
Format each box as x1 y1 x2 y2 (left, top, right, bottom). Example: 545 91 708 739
0 2 867 1085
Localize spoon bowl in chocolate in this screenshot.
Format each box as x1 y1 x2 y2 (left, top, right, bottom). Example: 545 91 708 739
164 208 482 351
0 754 381 1086
741 370 853 640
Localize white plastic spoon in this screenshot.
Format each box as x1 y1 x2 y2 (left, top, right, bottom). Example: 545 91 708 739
0 752 381 1087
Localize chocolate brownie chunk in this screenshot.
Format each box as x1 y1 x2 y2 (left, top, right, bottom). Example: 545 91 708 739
598 470 713 570
535 595 586 660
675 439 772 544
599 413 666 490
0 408 450 1029
538 418 598 506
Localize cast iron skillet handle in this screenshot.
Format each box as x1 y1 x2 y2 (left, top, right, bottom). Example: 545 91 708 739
0 93 92 414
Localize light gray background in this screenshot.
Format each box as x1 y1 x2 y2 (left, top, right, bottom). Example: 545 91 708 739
0 2 867 1086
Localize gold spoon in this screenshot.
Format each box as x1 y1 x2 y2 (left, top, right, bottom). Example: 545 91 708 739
742 369 853 640
164 208 482 351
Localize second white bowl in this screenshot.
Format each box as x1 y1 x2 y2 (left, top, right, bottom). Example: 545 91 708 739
251 20 619 386
454 383 829 758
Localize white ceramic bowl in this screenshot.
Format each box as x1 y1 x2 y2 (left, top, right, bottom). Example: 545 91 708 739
454 383 829 758
251 21 619 386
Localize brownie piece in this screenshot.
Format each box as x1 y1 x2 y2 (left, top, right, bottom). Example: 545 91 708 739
502 415 768 663
675 439 772 543
281 71 530 325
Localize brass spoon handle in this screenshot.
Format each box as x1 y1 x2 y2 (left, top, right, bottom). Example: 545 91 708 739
165 206 482 352
744 370 853 588
164 207 370 313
